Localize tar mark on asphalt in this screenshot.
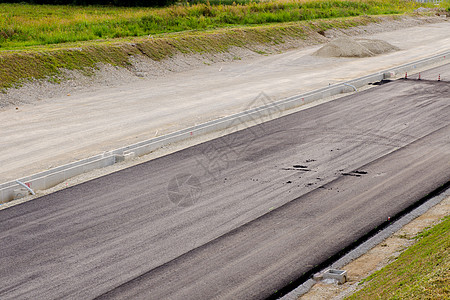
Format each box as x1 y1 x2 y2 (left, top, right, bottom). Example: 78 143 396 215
352 170 368 175
341 170 368 177
293 165 308 169
282 165 311 171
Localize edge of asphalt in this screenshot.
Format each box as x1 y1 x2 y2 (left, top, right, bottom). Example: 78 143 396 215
1 50 449 205
280 185 450 300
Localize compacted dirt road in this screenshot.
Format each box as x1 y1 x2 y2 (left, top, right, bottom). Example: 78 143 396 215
1 75 449 299
0 22 449 183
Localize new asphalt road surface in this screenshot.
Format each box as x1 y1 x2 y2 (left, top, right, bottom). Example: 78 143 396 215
1 74 449 299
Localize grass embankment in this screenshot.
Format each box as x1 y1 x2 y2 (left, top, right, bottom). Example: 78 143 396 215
0 15 393 91
347 216 450 299
0 1 429 49
0 0 437 90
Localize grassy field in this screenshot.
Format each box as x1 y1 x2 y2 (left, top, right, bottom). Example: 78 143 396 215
347 216 450 299
0 0 431 49
0 0 444 92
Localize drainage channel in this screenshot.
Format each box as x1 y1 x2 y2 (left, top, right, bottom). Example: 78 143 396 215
266 180 450 300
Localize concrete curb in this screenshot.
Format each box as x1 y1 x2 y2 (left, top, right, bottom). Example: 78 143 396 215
1 51 449 204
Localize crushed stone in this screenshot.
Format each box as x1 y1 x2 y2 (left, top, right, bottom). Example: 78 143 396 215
313 37 399 58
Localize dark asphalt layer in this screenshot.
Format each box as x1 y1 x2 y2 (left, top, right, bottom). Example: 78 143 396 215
1 76 449 300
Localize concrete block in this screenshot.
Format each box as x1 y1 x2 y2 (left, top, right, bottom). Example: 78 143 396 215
29 177 46 191
64 166 82 180
114 154 125 163
124 152 135 160
45 172 65 188
13 188 29 200
0 188 14 204
384 71 396 79
115 152 135 163
132 143 156 157
313 272 323 281
323 269 347 284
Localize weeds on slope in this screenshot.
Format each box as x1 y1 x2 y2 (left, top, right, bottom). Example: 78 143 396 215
346 216 450 299
0 15 388 90
0 0 429 49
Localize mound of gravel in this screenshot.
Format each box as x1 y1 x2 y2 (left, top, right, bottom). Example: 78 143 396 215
357 38 400 55
313 37 399 58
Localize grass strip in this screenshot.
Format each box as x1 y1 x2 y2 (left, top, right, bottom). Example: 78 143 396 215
346 216 450 299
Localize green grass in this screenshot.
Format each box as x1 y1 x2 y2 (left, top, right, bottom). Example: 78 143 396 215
0 15 392 91
0 0 430 49
444 0 450 11
346 216 450 300
0 0 439 92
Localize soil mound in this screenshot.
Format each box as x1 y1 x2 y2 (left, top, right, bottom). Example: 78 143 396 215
357 38 400 55
313 37 399 58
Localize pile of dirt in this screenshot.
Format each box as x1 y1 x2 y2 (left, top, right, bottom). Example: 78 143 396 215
313 37 399 58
